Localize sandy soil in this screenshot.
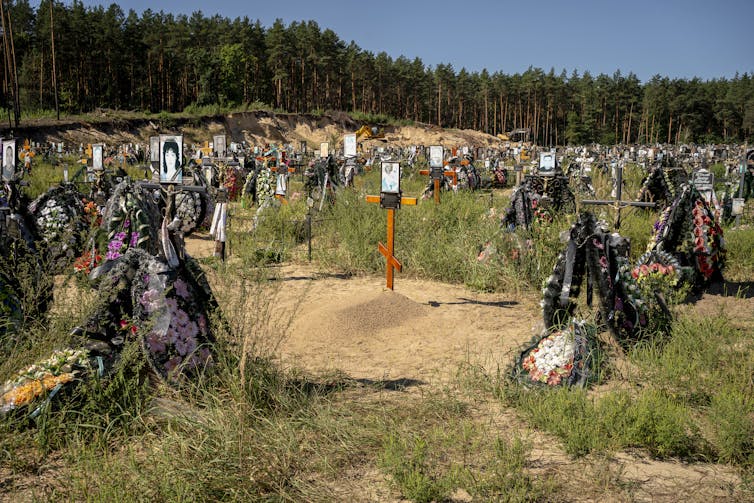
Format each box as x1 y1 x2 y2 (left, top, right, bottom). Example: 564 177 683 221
184 236 747 502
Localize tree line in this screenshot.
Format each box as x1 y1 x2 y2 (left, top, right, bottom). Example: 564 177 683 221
1 0 752 144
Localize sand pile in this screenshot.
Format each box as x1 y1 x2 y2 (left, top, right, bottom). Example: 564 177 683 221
331 290 430 335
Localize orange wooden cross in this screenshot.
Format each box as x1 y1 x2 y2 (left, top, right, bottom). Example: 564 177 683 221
419 165 457 204
366 194 417 290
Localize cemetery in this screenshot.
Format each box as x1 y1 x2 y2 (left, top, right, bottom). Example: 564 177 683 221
0 3 751 500
0 110 750 501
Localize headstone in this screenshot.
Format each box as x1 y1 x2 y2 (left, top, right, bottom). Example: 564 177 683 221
692 168 714 204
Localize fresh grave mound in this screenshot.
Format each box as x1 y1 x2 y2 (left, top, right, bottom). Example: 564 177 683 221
333 290 431 335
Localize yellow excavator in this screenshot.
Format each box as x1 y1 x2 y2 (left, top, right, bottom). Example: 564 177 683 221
355 125 385 141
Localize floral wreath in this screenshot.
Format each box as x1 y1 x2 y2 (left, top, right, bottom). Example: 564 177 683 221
589 233 648 343
101 181 161 261
647 184 724 286
512 319 597 388
168 190 208 235
255 167 275 206
0 348 91 415
28 184 87 271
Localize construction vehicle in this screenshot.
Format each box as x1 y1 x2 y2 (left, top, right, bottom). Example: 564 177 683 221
355 125 386 141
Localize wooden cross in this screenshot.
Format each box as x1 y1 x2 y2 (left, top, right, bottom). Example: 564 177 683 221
419 165 457 204
365 193 417 290
581 163 655 229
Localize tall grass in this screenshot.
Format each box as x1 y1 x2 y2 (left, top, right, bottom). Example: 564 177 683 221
2 157 752 501
500 310 754 467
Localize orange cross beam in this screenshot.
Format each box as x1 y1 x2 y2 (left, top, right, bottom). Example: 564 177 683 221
419 168 457 204
270 165 296 175
366 194 417 290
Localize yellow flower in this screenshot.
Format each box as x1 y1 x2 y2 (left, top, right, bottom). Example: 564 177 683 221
0 373 74 408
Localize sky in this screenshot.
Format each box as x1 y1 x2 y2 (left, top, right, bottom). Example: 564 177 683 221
75 0 753 83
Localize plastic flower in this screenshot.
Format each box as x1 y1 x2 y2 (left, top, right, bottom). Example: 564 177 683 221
173 279 190 299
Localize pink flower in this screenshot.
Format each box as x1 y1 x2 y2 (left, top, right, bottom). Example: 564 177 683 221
140 289 162 312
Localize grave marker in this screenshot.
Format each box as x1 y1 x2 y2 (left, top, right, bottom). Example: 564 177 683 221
419 145 457 204
365 161 417 290
581 162 655 229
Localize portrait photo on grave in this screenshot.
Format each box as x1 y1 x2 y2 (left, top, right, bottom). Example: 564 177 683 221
2 140 16 182
381 161 400 193
429 145 444 168
213 135 226 157
92 144 104 171
160 135 183 183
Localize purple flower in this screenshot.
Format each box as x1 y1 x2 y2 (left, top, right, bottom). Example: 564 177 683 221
166 326 180 344
140 288 161 312
164 355 183 374
614 297 624 311
175 334 197 356
173 279 190 299
108 239 123 252
174 308 190 327
146 331 167 354
115 231 127 242
123 219 130 229
129 232 140 247
106 250 121 260
166 298 178 313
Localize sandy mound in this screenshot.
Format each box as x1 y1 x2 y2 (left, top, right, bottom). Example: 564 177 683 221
333 290 431 335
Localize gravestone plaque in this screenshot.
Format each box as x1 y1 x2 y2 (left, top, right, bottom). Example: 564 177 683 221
429 145 443 169
344 133 357 158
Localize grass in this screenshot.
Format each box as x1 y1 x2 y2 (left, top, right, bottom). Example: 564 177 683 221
1 157 753 501
499 310 754 466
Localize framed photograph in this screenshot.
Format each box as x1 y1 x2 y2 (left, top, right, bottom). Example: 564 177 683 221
202 157 213 186
150 136 159 163
429 145 443 168
344 133 357 158
538 152 556 176
381 161 400 194
92 144 104 172
213 135 226 157
320 142 329 159
159 134 183 184
2 139 15 181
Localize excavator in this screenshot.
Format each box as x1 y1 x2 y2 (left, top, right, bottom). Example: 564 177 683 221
355 125 386 141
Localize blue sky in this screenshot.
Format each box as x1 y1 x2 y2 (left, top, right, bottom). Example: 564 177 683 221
77 0 752 83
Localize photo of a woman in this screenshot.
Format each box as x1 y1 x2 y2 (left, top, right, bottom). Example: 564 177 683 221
160 135 183 183
381 162 400 193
